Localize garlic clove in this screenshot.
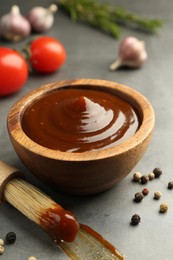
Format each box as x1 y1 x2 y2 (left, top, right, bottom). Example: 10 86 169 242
0 5 31 42
27 4 58 33
109 36 148 71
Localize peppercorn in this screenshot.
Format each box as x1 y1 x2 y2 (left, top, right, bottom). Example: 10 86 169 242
153 167 162 178
148 172 155 180
0 239 4 246
160 203 168 213
142 188 149 196
131 214 141 225
0 245 4 255
154 191 162 200
140 175 149 184
134 192 144 202
5 232 16 244
28 257 37 260
133 172 142 182
168 181 173 190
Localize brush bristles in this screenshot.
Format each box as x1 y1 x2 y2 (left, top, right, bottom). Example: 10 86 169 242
4 179 124 259
4 179 55 225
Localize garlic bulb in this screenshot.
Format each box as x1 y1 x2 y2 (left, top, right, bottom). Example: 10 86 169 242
27 4 58 33
109 36 148 71
0 5 31 42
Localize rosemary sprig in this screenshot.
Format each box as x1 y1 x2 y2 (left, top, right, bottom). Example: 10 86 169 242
56 0 162 38
112 7 162 33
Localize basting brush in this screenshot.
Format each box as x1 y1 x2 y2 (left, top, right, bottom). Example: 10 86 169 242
0 160 124 259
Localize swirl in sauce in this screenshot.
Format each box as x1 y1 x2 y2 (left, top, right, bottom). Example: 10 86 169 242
22 88 141 152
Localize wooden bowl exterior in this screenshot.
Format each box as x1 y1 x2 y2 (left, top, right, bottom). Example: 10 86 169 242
7 79 155 195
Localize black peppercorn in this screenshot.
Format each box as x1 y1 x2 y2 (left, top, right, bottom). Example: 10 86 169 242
134 192 144 202
153 168 162 178
168 181 173 190
5 232 16 244
131 214 141 225
140 175 149 184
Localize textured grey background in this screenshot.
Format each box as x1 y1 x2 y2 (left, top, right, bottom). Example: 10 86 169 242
0 0 173 259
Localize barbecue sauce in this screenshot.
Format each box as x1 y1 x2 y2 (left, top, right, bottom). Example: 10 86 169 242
39 204 80 243
22 87 140 152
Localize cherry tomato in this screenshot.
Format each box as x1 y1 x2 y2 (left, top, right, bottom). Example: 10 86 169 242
29 36 66 73
0 47 28 96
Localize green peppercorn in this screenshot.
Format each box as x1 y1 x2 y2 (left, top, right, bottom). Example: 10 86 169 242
134 192 144 202
168 181 173 190
5 232 16 244
140 175 149 184
131 214 141 225
153 167 162 178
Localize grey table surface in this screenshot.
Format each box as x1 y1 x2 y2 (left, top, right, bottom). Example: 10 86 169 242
0 0 173 259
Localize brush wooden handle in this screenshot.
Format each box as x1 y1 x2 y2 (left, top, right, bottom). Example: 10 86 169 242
0 160 24 201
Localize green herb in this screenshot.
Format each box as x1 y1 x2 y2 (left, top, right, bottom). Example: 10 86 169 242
56 0 163 38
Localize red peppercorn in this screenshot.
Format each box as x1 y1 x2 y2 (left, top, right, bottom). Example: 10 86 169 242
142 188 149 196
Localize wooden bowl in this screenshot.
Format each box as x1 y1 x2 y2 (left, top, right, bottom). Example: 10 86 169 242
7 79 155 195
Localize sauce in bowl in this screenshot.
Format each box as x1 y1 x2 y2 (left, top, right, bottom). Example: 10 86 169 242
22 87 141 152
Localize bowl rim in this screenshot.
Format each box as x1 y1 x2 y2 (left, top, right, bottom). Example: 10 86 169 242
7 79 155 161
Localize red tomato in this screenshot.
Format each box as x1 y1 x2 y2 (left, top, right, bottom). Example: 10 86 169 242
0 47 28 96
29 36 66 73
